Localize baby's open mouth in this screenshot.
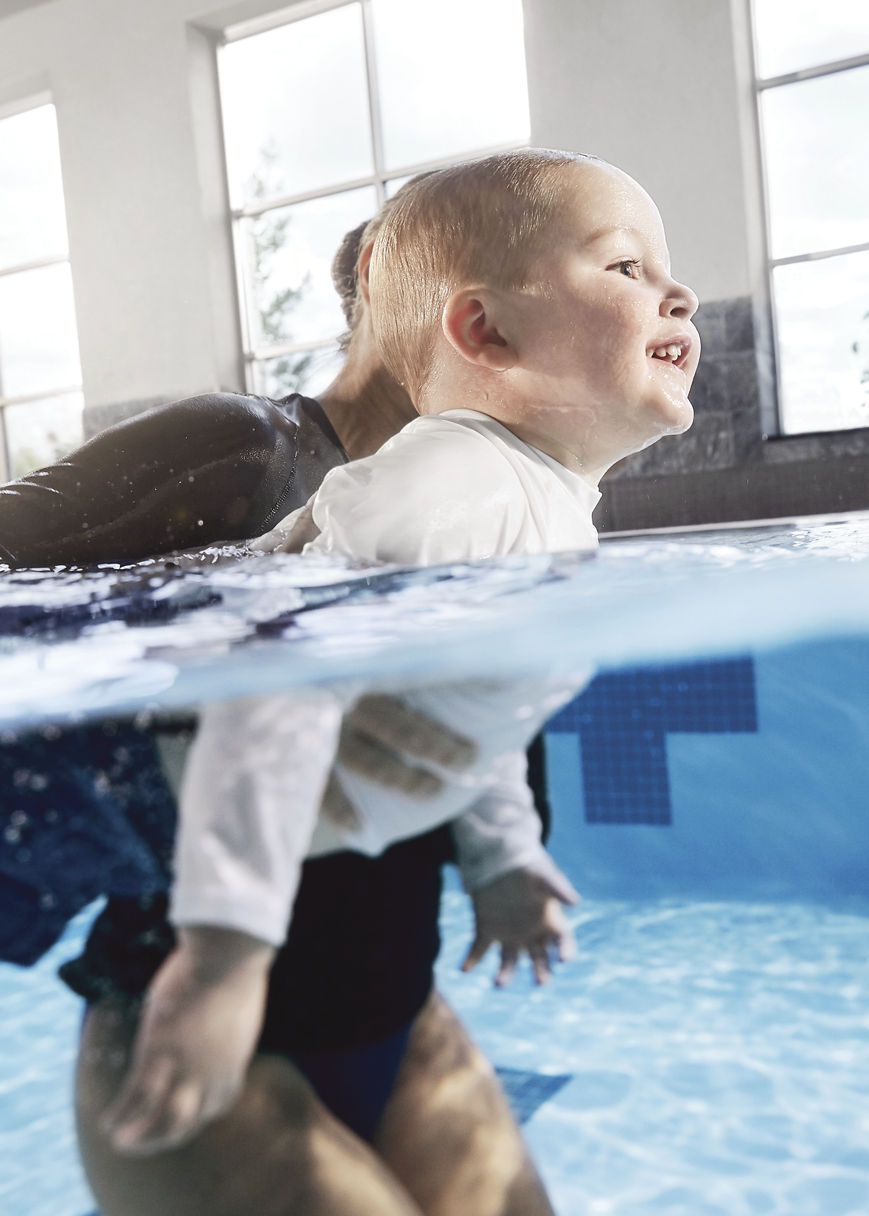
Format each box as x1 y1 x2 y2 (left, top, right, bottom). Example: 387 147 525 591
648 337 691 369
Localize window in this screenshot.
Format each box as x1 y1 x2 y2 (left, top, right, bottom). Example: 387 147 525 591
752 0 869 435
218 0 529 400
0 101 83 480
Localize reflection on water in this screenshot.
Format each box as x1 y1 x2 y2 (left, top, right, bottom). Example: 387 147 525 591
1 514 869 733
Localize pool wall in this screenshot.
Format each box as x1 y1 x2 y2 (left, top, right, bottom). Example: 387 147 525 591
544 637 869 902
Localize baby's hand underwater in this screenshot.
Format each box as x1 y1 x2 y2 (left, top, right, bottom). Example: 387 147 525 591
463 865 579 988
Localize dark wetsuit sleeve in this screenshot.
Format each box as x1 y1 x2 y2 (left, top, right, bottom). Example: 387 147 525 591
0 393 306 567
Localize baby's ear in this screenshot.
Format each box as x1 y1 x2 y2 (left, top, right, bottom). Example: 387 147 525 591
442 288 516 371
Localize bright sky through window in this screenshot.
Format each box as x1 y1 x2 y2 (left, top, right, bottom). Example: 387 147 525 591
0 102 83 478
753 1 869 434
219 0 529 399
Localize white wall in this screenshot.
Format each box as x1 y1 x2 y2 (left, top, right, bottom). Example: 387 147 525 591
0 0 761 414
524 0 759 304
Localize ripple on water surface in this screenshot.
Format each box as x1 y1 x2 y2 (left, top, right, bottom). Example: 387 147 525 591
435 894 869 1216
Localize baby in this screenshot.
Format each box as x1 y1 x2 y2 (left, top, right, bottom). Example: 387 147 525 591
106 147 700 1153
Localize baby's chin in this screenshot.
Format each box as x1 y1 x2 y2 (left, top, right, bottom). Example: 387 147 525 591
634 401 694 452
657 394 695 436
665 401 695 435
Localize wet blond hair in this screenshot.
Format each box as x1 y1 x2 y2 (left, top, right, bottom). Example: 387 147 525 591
367 148 598 400
331 173 438 346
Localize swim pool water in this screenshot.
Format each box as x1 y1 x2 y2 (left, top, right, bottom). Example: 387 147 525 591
2 513 869 1213
0 909 93 1216
3 890 869 1216
435 885 869 1216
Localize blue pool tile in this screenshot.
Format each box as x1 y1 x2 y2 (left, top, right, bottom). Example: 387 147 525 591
494 1066 573 1124
547 657 757 824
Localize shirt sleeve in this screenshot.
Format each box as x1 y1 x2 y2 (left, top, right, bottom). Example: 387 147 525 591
450 751 568 893
170 687 344 946
0 393 304 567
305 423 526 566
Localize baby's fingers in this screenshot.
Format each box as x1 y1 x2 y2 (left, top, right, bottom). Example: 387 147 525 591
530 945 553 986
461 933 493 973
494 946 519 988
556 923 577 963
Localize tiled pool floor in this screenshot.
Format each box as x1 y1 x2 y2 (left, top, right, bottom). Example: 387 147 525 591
2 891 869 1216
435 886 869 1216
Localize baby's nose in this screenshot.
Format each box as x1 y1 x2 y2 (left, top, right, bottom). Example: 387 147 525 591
662 279 699 320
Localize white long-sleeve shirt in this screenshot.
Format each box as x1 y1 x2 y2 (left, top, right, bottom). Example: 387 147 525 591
173 410 600 945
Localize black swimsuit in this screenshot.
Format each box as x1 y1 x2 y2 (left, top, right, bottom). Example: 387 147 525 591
0 391 550 1138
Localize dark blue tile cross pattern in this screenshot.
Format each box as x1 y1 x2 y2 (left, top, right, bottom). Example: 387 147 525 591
546 658 757 824
494 1066 573 1124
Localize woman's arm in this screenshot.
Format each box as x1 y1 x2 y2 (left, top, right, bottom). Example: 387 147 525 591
0 393 303 567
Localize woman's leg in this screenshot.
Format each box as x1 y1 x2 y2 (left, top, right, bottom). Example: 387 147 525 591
76 998 426 1216
373 990 557 1216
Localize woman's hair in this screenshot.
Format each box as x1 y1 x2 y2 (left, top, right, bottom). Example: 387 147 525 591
331 219 369 336
368 148 599 400
330 174 437 347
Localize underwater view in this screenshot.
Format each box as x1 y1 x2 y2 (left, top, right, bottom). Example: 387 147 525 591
1 514 869 1215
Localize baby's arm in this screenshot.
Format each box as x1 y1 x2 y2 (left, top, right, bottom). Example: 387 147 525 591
105 688 344 1155
452 752 579 987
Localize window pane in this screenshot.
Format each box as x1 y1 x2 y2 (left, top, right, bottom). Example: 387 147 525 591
251 344 345 401
0 263 81 399
753 0 869 78
4 391 83 478
372 0 529 171
220 5 374 207
0 104 69 270
774 252 869 434
762 66 869 258
239 185 377 350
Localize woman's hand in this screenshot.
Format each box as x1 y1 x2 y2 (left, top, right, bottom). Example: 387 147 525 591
462 866 579 988
321 694 477 828
101 928 274 1156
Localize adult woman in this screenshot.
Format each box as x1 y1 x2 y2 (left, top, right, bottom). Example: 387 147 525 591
0 203 562 1214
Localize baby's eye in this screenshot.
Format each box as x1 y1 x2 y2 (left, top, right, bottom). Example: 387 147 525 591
614 258 641 279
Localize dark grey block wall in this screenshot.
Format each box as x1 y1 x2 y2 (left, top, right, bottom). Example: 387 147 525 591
597 296 869 532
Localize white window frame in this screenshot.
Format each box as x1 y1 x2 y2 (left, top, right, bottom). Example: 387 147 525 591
751 11 869 436
0 94 83 482
219 0 528 394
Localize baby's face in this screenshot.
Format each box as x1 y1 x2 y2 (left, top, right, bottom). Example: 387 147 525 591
506 161 700 475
